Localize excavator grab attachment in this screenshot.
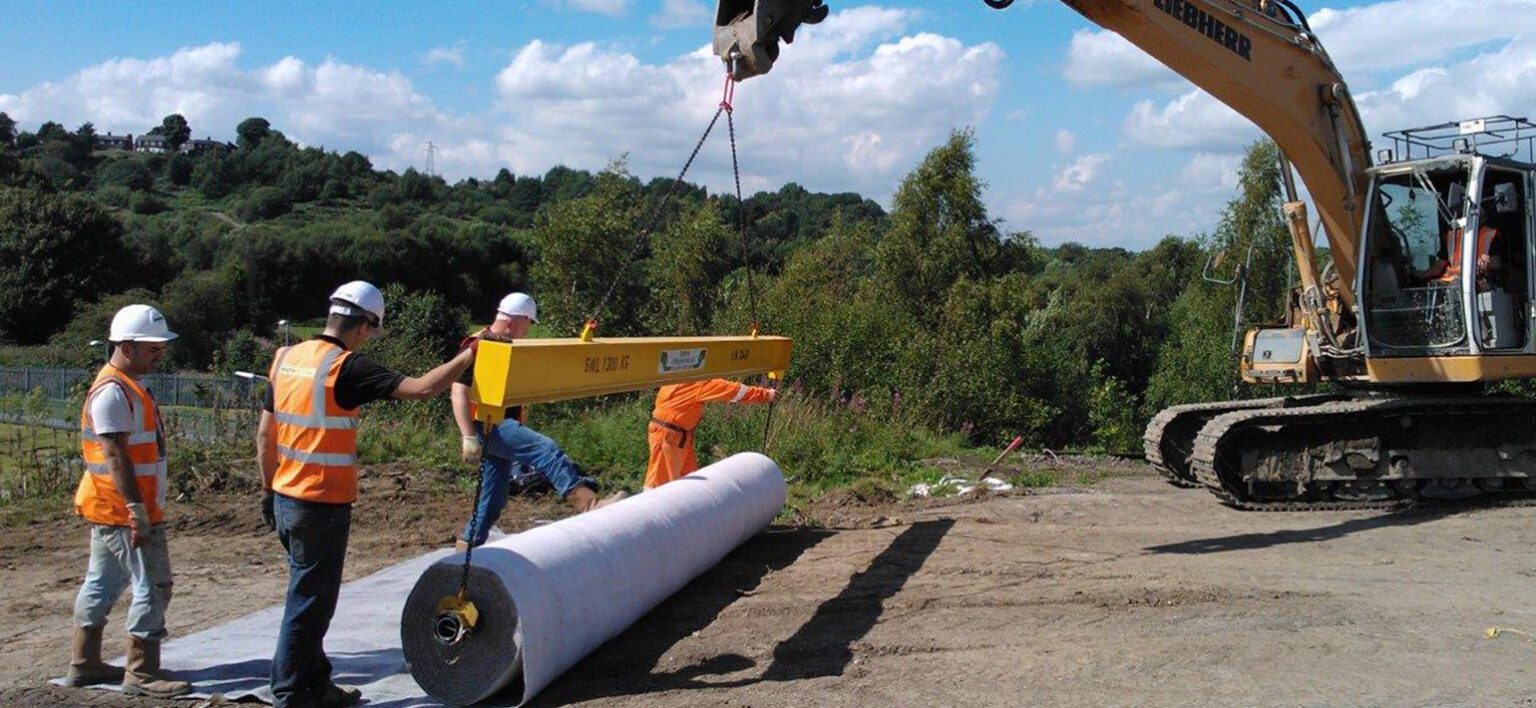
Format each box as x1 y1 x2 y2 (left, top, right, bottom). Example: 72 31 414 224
714 0 829 80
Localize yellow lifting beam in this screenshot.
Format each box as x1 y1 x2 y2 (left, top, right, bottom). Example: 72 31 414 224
470 335 793 424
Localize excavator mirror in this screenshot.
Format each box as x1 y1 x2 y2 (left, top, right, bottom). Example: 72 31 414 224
714 0 829 80
1491 183 1519 214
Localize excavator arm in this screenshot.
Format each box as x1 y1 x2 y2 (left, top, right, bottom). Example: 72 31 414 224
716 0 1372 317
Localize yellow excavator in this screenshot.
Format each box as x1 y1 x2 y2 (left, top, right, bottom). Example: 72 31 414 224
714 0 1536 509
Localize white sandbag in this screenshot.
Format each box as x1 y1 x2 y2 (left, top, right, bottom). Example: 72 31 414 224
400 452 785 706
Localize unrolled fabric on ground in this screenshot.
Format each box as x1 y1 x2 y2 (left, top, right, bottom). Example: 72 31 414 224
401 452 786 706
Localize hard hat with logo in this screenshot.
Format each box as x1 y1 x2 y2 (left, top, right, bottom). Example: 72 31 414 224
329 280 386 330
495 292 538 323
109 304 178 343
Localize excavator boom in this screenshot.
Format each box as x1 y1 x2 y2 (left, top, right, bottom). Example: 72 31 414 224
716 0 1371 312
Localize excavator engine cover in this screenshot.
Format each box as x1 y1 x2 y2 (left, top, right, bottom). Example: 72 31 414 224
714 0 829 80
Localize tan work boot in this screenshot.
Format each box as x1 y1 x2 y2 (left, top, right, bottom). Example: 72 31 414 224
122 636 191 698
454 538 470 553
65 625 122 687
596 491 629 508
566 485 600 512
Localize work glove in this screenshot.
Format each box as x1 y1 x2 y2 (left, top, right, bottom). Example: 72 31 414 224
461 435 482 465
261 490 276 532
126 502 152 548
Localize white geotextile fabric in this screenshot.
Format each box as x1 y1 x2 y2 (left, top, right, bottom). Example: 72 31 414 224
403 451 787 705
56 452 783 707
56 542 477 706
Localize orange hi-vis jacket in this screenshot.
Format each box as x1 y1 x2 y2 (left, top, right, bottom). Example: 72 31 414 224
268 339 361 504
76 364 168 526
645 378 774 489
1435 225 1499 284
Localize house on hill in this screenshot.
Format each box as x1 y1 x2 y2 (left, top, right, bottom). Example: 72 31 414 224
135 133 170 153
93 133 133 151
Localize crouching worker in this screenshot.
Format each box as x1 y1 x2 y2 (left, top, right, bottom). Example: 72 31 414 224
646 378 777 489
451 292 625 550
69 305 191 698
257 281 476 708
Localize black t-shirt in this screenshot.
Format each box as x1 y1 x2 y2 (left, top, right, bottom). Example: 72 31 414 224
263 335 406 412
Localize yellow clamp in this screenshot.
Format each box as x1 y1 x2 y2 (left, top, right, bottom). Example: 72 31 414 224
437 590 480 630
580 319 598 342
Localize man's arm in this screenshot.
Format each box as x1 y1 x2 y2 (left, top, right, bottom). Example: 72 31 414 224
694 378 777 405
393 348 475 400
451 383 478 437
101 432 143 506
256 410 277 489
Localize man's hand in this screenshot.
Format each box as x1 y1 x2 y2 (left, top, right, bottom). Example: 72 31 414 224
261 490 276 532
126 502 151 548
461 435 482 465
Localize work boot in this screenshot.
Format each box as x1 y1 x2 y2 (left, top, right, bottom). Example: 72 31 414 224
316 682 363 707
121 636 191 698
65 625 122 687
454 538 470 553
596 491 629 508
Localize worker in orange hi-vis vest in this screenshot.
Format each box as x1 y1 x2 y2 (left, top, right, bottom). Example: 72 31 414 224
70 304 192 699
646 378 778 489
257 281 475 708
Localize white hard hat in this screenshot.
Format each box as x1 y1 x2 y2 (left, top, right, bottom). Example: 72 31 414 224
109 304 178 343
329 280 385 329
496 292 538 323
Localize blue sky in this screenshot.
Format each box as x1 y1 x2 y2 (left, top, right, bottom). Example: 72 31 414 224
4 0 1534 249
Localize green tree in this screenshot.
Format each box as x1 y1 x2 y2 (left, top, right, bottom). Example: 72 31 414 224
874 129 1011 324
0 188 129 344
530 164 645 334
157 114 191 152
647 201 732 335
236 117 271 151
0 112 14 148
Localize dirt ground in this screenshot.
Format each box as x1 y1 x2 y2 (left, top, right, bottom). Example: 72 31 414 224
4 466 1536 707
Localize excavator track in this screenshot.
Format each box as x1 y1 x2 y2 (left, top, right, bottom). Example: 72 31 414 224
1143 395 1341 488
1190 395 1536 511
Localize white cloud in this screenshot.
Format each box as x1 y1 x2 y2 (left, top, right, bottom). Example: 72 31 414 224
1051 153 1109 193
0 42 459 160
1006 151 1237 248
1053 129 1075 155
1311 0 1536 74
557 0 630 17
650 0 710 29
0 8 1001 199
489 7 1002 197
1062 29 1181 90
422 44 466 68
1122 89 1255 152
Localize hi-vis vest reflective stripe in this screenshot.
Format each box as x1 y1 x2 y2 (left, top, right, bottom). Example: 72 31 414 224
1437 226 1499 283
76 364 167 526
269 340 360 503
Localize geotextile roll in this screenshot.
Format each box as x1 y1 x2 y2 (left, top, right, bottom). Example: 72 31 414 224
400 452 786 706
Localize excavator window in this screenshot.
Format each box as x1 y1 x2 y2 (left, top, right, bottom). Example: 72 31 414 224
1474 169 1528 350
1364 167 1473 352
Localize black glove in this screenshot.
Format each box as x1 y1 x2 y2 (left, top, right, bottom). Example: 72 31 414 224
261 490 276 532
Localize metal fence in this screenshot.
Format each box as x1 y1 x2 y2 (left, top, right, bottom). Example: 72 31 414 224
0 366 264 410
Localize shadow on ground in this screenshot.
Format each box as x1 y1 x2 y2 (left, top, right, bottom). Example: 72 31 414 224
535 519 954 704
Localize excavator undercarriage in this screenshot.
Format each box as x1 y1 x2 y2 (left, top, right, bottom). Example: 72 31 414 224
1149 393 1536 510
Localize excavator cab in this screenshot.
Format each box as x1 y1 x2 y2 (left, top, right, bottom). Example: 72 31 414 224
1362 117 1536 358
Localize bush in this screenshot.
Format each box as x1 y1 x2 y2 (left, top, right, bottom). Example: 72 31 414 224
237 186 291 221
130 192 167 215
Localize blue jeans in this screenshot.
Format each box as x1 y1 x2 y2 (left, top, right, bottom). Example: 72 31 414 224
460 419 594 546
73 523 173 641
270 495 351 708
